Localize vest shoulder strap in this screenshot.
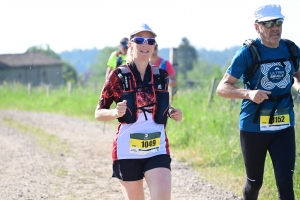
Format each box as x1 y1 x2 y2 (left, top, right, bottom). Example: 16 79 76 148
152 65 160 75
243 39 261 86
116 51 122 57
152 65 165 90
117 65 166 90
159 59 167 70
118 65 130 74
117 65 131 90
282 38 299 70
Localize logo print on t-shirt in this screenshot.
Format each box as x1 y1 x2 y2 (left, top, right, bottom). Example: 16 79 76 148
260 61 291 90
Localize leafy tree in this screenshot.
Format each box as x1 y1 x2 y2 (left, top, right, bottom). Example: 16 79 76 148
177 37 198 79
27 44 60 60
26 45 78 84
185 59 223 89
62 61 78 84
88 46 117 83
197 46 240 69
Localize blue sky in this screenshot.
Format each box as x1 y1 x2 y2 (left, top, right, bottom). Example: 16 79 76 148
1 0 299 54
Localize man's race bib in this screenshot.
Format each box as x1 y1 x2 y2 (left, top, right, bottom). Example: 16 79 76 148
260 108 290 131
130 132 161 155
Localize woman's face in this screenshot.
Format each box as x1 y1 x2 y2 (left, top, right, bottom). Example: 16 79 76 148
130 31 156 62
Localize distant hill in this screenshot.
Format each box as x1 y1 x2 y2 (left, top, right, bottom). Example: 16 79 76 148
198 46 240 68
158 46 241 68
59 46 241 73
158 48 170 61
59 48 100 73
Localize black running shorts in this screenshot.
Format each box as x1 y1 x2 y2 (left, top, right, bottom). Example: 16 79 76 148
112 154 171 181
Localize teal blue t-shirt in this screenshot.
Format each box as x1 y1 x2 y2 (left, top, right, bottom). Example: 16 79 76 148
227 38 300 133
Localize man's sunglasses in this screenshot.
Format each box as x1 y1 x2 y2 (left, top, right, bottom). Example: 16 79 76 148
131 37 156 45
258 19 284 28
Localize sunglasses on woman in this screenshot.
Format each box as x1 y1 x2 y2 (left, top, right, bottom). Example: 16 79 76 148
131 37 156 45
258 19 284 28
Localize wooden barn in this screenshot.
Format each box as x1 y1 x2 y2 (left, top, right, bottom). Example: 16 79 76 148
0 52 63 86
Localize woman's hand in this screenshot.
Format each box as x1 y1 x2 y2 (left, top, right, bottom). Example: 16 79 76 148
169 108 182 122
115 100 127 118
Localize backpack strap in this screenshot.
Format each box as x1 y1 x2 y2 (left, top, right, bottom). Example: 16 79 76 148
152 65 160 75
117 65 133 91
116 51 124 68
117 64 167 91
242 39 297 124
243 39 299 90
243 39 261 89
253 91 291 124
158 59 167 70
282 39 299 70
151 66 167 90
116 51 122 57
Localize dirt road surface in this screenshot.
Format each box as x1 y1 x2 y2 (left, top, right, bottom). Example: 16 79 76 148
0 110 242 200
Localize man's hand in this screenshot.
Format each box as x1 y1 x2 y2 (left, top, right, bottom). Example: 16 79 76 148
248 90 271 104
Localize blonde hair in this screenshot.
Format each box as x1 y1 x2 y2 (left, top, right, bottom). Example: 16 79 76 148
125 33 156 64
126 43 133 63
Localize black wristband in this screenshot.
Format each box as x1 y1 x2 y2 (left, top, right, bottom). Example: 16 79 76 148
298 88 300 94
168 107 175 117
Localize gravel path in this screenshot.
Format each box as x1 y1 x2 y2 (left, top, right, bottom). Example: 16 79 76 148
0 110 243 200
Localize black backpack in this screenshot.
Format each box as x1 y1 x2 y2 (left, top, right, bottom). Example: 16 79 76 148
242 39 299 124
243 38 299 89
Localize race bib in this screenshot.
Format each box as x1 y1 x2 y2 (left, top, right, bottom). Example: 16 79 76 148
130 132 161 155
260 108 290 131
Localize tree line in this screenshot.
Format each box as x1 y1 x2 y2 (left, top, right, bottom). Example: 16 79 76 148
88 37 236 87
28 37 241 87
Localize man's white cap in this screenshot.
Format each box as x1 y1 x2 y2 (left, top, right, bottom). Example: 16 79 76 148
254 4 285 22
129 23 157 39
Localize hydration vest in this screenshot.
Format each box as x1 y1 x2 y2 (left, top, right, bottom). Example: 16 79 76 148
242 39 299 124
117 64 170 124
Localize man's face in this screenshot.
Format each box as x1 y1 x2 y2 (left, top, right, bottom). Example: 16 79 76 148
119 43 128 54
255 18 283 48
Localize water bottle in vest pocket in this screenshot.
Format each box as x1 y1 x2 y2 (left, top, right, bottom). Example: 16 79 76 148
118 92 137 123
154 91 169 124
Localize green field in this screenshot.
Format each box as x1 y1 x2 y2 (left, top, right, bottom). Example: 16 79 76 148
1 82 299 199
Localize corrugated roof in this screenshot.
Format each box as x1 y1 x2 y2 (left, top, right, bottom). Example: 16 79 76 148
0 52 63 68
